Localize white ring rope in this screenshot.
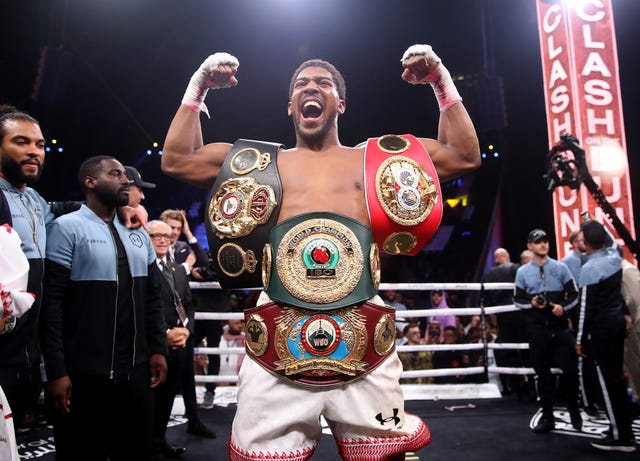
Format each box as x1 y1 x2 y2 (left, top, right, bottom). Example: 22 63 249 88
189 282 553 391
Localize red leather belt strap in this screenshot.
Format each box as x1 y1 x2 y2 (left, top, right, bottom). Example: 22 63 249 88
364 134 443 255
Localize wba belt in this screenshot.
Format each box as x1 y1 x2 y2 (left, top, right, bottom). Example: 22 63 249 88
262 212 380 310
364 134 442 255
206 139 284 288
244 302 396 386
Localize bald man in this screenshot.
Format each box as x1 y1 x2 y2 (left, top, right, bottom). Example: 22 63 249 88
482 248 526 395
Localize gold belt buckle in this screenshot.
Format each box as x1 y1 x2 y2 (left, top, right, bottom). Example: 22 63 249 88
275 218 365 304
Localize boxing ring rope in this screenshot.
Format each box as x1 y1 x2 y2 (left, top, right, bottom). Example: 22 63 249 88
190 282 549 398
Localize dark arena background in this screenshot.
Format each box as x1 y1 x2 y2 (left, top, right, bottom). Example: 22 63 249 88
3 0 640 459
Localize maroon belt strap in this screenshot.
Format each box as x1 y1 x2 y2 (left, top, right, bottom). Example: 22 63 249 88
243 301 397 387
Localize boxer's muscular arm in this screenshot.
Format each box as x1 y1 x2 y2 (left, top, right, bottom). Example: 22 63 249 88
162 53 239 189
401 45 480 182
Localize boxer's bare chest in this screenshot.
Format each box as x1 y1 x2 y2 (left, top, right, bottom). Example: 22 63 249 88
276 147 370 225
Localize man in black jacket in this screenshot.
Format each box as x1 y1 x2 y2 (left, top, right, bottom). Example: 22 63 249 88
576 220 635 452
159 208 217 437
482 247 528 396
40 156 167 460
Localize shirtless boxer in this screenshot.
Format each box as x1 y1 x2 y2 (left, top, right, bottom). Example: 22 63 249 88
162 44 480 461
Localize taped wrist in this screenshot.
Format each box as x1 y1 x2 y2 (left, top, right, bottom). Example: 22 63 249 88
182 73 211 118
430 64 462 112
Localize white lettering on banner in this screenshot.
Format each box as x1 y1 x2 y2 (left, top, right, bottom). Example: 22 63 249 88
541 4 575 144
584 80 612 105
582 24 605 48
575 0 605 22
586 109 615 134
552 112 572 140
559 209 580 237
581 52 611 77
558 187 578 208
536 0 635 261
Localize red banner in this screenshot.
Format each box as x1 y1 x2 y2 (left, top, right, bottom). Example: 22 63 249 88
536 0 635 260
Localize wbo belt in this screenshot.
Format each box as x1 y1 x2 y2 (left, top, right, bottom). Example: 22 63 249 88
262 212 380 310
244 302 397 386
364 134 443 256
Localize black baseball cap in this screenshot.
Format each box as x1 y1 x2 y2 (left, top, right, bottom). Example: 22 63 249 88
527 228 549 243
124 166 156 189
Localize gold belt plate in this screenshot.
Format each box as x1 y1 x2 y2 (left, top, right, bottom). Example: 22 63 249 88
208 177 277 239
273 308 368 377
275 218 364 304
375 156 438 226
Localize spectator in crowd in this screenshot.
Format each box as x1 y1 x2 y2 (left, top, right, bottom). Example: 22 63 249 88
159 208 208 275
445 290 465 309
39 156 168 460
576 221 635 452
432 326 467 384
462 314 480 336
148 219 195 458
425 320 443 345
193 342 209 377
188 255 227 410
520 249 533 265
482 247 527 396
218 318 246 386
159 208 216 438
618 246 640 415
483 248 518 307
560 230 585 283
427 290 456 331
124 165 156 209
381 289 409 345
514 228 582 433
398 323 433 384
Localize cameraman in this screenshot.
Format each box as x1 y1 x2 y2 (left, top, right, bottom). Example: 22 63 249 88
514 229 581 433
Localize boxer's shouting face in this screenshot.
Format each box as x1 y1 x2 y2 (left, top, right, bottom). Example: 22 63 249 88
288 66 345 143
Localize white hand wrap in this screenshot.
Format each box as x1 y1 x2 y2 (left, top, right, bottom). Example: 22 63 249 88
401 44 462 112
181 52 240 118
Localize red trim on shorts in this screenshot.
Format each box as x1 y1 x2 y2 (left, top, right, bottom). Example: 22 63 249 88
335 415 431 461
229 436 316 461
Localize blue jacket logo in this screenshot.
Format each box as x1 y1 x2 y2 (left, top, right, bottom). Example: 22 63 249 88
129 233 143 248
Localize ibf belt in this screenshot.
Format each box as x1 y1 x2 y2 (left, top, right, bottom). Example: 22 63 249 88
244 302 396 386
263 212 380 310
206 139 284 288
364 134 442 256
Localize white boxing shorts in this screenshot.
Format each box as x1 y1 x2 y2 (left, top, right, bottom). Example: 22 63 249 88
229 294 431 461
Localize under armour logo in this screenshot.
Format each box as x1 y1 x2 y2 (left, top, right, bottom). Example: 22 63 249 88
375 408 400 426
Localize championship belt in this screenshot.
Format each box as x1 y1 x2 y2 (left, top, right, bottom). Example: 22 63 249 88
262 212 380 310
206 139 284 288
364 134 442 255
244 302 396 386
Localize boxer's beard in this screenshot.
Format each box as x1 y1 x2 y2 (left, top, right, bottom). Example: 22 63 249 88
293 111 333 146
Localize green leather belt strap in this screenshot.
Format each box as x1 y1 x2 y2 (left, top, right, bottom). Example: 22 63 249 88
264 212 379 310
